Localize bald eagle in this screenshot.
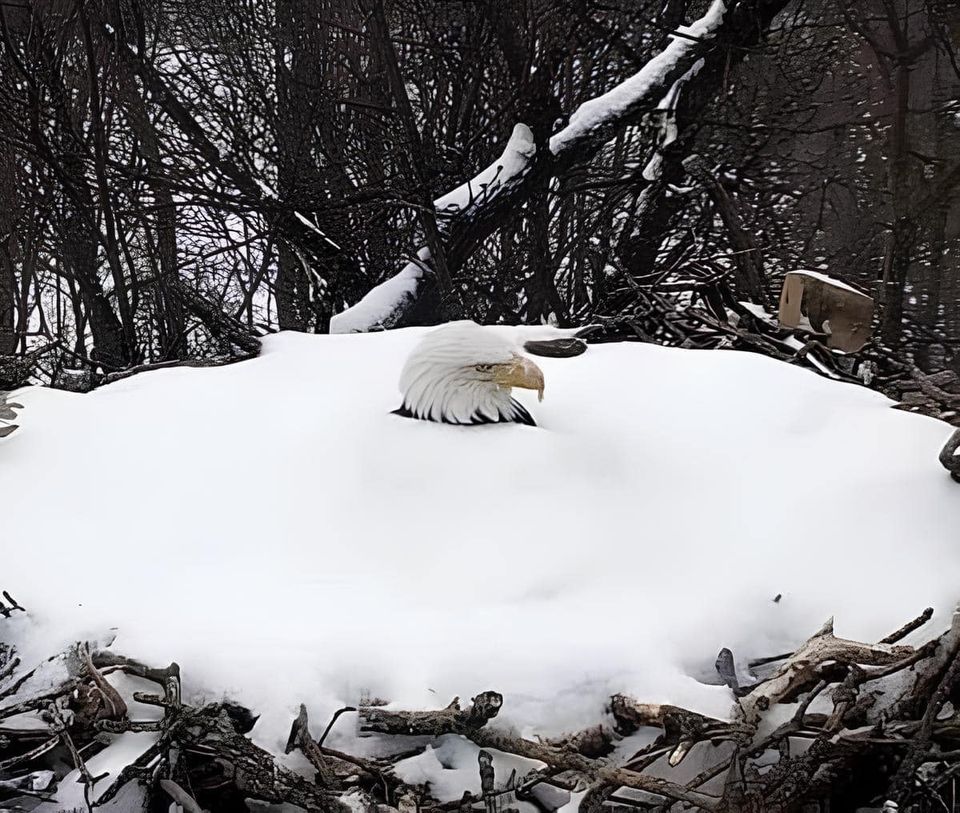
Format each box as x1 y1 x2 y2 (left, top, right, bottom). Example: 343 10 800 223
393 321 550 426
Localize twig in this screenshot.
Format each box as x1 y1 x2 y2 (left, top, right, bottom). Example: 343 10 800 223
318 705 357 746
882 608 935 644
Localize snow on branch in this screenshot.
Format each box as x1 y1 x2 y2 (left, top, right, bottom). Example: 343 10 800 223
330 249 430 334
433 124 537 220
331 0 741 334
550 0 727 156
330 126 536 334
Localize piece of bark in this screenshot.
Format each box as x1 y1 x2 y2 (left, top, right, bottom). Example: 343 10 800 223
610 695 750 768
92 651 181 684
525 782 571 811
360 692 502 736
285 704 338 786
81 645 127 722
478 749 495 796
881 607 935 644
715 647 740 691
546 725 617 758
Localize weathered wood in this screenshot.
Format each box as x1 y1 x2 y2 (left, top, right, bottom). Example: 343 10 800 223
360 692 503 736
737 617 912 726
779 271 875 353
284 704 337 786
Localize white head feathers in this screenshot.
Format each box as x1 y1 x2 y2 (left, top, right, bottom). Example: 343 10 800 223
394 321 547 426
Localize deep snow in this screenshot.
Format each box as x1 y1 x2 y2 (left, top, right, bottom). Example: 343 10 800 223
2 328 958 775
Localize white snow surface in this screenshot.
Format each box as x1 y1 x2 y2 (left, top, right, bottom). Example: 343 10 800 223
3 327 959 765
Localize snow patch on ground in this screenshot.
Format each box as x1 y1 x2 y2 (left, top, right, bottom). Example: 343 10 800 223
2 328 958 764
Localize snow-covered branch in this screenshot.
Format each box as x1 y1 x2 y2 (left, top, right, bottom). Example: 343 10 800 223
329 249 431 334
549 0 727 156
330 126 537 333
331 0 789 333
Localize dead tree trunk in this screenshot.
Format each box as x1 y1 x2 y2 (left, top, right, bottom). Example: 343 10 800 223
115 24 186 361
77 2 140 363
0 145 17 357
275 0 324 332
363 0 459 319
684 155 769 306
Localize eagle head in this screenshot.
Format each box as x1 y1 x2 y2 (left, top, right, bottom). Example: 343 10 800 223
393 321 545 426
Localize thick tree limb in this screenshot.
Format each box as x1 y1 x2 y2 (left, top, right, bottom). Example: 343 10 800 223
332 0 793 332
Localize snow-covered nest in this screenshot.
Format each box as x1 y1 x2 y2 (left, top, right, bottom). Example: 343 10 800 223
3 328 958 773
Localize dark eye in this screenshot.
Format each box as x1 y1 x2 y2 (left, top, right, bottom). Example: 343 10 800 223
475 364 492 372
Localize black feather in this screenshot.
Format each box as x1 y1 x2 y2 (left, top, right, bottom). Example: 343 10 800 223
506 399 537 426
392 401 537 427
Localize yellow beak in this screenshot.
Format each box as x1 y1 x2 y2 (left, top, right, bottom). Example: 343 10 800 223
492 355 545 401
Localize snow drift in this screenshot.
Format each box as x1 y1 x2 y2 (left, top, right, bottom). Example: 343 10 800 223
2 328 958 768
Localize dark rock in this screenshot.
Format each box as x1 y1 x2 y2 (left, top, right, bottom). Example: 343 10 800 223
523 338 587 358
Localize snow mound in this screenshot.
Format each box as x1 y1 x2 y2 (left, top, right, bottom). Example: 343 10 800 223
3 328 958 757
